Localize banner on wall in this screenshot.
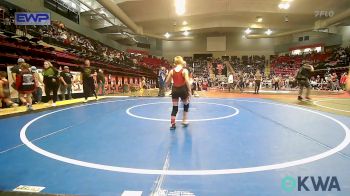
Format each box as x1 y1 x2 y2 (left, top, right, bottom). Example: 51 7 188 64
15 12 51 26
70 71 84 94
7 66 83 99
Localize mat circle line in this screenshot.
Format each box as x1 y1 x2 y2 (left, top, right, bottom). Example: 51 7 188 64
20 98 350 175
313 98 350 113
126 101 240 122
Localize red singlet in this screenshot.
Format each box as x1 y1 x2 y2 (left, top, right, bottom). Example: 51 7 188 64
172 68 186 87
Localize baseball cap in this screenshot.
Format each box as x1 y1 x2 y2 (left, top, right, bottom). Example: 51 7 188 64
64 66 69 69
31 66 37 71
17 58 25 63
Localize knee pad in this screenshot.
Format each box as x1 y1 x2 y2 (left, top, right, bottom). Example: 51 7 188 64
184 103 189 112
171 106 178 116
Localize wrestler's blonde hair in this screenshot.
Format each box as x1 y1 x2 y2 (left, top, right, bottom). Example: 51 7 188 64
174 56 184 66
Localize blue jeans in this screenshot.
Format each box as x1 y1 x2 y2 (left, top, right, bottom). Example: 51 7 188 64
33 87 42 103
60 84 72 100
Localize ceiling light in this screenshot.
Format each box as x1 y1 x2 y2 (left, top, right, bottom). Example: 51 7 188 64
183 30 189 36
265 29 272 35
175 0 186 15
278 2 290 9
256 17 263 23
250 24 262 28
164 32 170 38
244 28 252 34
181 26 191 31
182 21 188 25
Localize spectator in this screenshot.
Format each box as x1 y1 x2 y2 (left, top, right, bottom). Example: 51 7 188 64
227 72 234 92
310 76 318 89
0 71 18 108
340 72 348 90
331 72 340 91
81 59 98 102
254 69 262 94
10 58 26 93
16 63 36 111
158 67 166 97
238 71 245 93
31 66 44 103
315 75 321 90
42 61 59 106
97 69 105 96
346 71 350 92
59 66 73 100
273 75 280 91
139 76 147 96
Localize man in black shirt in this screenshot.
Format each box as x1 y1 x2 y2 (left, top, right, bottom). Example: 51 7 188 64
10 58 26 92
296 63 314 100
59 66 73 100
81 59 97 102
238 71 245 93
158 67 166 97
11 58 25 81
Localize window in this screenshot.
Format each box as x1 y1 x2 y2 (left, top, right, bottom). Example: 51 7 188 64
44 0 80 23
291 49 301 55
304 48 312 53
315 46 322 53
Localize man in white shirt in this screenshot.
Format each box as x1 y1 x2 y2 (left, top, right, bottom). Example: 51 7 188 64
228 72 234 92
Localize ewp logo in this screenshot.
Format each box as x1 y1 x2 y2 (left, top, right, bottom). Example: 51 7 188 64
15 12 51 26
281 176 341 192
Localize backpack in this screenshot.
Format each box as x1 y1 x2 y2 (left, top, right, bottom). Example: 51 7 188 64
17 70 36 92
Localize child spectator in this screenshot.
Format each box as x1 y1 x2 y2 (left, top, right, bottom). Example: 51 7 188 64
31 66 44 103
0 71 18 108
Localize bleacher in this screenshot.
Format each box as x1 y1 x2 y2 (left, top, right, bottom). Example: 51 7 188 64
0 35 155 78
271 50 349 76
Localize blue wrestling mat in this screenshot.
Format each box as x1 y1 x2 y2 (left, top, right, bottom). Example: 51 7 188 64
0 97 350 195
